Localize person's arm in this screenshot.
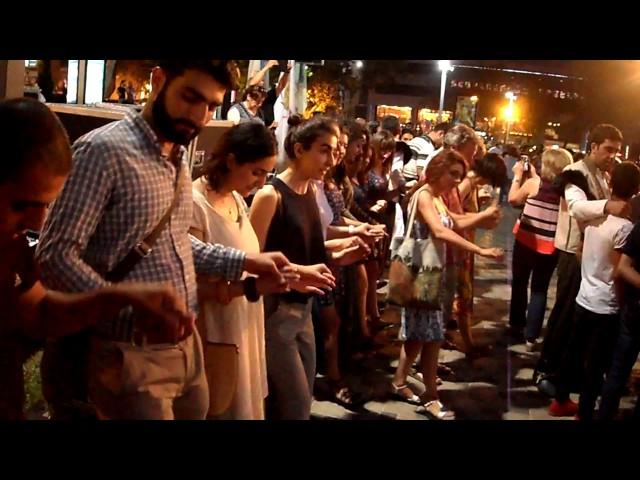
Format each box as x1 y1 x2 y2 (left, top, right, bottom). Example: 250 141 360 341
611 250 625 305
326 223 386 243
611 223 633 303
249 185 279 251
416 191 502 259
18 281 193 342
509 176 538 206
275 68 291 97
565 183 609 221
448 205 501 231
248 60 278 87
615 253 640 288
36 140 116 292
508 161 540 206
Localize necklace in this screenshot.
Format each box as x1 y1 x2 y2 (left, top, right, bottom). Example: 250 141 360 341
205 184 237 221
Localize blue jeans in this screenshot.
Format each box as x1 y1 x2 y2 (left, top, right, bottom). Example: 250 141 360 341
599 302 640 420
509 240 558 341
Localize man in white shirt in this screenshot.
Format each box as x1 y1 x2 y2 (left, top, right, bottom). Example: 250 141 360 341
537 124 629 414
551 161 640 420
404 122 449 185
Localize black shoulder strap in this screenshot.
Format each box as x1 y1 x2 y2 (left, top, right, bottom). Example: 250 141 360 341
106 146 183 283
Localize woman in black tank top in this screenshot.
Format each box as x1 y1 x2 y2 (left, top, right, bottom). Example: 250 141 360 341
250 116 339 420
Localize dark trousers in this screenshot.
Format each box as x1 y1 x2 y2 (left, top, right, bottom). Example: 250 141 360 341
599 301 640 420
41 331 97 420
537 250 581 377
555 303 619 420
509 240 558 341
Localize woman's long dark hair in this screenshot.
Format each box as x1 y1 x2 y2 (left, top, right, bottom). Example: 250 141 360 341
203 122 277 190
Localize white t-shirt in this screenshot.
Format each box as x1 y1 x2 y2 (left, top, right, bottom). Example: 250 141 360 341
312 180 333 241
404 136 436 179
576 215 633 315
390 153 406 239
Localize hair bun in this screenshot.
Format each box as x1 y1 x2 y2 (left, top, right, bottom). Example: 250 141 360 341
288 114 304 128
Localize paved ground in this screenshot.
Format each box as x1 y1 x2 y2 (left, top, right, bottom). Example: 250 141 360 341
311 206 640 420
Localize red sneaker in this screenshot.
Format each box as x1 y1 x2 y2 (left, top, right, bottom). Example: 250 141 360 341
549 399 579 417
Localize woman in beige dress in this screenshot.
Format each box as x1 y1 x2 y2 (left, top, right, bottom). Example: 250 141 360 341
189 123 291 419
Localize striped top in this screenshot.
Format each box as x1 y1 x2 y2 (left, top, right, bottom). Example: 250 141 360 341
514 178 561 255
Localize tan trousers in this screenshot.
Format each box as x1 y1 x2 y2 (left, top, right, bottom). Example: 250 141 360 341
88 328 208 420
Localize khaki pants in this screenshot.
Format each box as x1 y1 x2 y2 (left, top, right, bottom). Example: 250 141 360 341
88 328 208 420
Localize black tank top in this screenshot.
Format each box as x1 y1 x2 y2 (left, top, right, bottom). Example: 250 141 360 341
264 177 327 303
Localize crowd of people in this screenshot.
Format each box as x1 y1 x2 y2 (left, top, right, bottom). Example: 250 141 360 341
1 59 639 421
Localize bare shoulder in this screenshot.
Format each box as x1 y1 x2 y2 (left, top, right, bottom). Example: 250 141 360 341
253 184 278 202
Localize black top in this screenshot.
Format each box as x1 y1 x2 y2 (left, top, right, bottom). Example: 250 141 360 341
622 222 640 302
259 88 278 127
264 177 327 304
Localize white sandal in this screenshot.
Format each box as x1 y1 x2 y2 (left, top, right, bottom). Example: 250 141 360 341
390 382 422 405
418 400 455 420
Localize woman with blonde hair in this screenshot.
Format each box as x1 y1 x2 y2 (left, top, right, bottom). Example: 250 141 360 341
508 147 573 350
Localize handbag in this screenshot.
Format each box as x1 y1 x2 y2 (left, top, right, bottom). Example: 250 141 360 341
203 341 239 417
387 186 443 310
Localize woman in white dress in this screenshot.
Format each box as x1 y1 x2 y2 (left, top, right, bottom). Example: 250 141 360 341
189 123 291 420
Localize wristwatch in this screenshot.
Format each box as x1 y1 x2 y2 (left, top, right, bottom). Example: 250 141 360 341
243 276 260 303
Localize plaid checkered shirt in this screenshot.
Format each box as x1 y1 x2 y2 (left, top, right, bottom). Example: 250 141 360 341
36 110 246 341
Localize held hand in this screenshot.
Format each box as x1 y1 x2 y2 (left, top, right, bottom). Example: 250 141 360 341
244 251 292 283
290 264 336 295
512 161 524 178
256 273 291 296
355 223 388 243
605 200 630 219
126 283 195 344
479 247 504 260
331 243 370 266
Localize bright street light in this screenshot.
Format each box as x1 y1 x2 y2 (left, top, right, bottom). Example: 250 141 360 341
354 60 363 69
504 92 517 144
437 60 454 121
438 60 454 72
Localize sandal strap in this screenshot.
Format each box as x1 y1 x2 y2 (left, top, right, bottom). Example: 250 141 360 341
391 383 410 392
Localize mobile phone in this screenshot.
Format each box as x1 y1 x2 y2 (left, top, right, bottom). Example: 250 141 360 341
521 155 530 172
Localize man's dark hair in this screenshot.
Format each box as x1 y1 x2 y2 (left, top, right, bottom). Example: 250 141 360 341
341 118 366 144
0 98 71 184
242 84 267 101
380 115 401 136
157 60 240 90
587 124 623 151
611 161 640 200
473 153 508 187
367 121 379 136
432 122 450 134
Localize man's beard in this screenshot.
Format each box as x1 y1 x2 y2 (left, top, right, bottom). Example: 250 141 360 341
151 88 202 146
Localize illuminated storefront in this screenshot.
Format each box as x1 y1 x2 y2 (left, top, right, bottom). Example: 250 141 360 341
376 105 412 124
418 108 452 124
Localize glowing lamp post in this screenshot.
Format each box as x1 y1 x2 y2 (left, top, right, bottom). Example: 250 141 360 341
438 60 454 122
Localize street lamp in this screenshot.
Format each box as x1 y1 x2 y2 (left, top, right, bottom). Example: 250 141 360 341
354 60 363 69
504 91 517 144
438 60 454 122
